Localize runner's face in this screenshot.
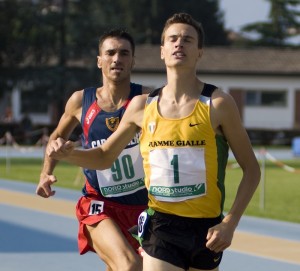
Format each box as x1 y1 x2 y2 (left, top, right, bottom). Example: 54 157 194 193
161 23 202 69
97 37 134 82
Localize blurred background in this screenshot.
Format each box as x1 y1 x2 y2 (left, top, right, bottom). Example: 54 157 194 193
0 0 300 148
1 4 300 269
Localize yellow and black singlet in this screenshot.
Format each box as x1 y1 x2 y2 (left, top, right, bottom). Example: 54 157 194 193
140 83 229 218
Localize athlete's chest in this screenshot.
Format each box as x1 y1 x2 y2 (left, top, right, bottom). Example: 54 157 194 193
143 101 212 145
89 109 125 133
158 99 198 119
82 102 126 146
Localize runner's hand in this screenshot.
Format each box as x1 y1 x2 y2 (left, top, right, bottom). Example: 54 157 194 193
36 172 57 198
206 220 235 253
47 138 75 160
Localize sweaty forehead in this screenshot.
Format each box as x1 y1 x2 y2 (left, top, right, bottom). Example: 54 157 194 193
100 37 132 53
165 23 197 38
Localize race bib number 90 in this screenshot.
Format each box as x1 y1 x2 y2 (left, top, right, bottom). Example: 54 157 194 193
96 146 145 197
149 147 206 202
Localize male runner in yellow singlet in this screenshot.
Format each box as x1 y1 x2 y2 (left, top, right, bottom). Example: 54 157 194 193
47 13 261 271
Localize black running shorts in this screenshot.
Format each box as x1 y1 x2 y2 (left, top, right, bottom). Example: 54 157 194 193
142 210 223 270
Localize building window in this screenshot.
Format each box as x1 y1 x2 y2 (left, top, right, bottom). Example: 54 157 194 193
245 90 287 107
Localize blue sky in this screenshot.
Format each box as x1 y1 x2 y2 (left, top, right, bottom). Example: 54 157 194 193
220 0 300 44
220 0 270 32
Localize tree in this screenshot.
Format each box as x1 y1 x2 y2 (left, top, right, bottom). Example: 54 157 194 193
0 0 229 104
241 0 300 47
0 0 66 67
116 0 229 46
0 0 229 67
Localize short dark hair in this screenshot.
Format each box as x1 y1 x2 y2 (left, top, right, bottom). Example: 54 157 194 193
98 28 135 55
161 13 204 48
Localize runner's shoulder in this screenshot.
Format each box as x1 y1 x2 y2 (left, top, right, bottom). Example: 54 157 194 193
129 94 149 111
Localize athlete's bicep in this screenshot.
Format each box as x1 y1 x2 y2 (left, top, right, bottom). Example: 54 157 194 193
51 90 83 140
212 91 256 170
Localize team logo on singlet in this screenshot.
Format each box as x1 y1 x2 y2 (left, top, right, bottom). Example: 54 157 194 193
106 117 120 131
148 121 156 133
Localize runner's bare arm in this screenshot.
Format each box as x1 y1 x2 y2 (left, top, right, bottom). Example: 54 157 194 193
47 94 148 170
215 90 260 226
206 89 261 252
36 90 83 197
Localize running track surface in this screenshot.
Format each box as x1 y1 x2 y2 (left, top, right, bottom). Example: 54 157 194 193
1 179 300 271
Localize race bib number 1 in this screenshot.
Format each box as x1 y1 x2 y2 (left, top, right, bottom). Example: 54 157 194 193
149 147 206 202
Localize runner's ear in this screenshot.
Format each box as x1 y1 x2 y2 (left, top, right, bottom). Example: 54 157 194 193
97 56 102 69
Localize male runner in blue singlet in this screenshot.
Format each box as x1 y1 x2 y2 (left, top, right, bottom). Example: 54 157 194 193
36 29 150 271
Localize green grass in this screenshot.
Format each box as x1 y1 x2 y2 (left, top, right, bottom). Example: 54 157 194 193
224 159 300 223
1 157 300 223
0 158 84 190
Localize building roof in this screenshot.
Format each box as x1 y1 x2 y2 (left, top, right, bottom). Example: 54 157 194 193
133 45 300 76
10 45 300 76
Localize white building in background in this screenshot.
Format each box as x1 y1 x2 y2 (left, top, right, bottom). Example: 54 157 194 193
2 46 300 136
132 46 300 131
133 72 299 130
